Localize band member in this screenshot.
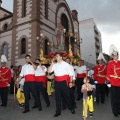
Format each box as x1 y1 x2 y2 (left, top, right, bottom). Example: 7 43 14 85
62 57 76 109
34 58 50 110
94 53 107 104
106 44 120 117
48 53 75 117
74 60 86 100
0 55 11 107
16 55 40 113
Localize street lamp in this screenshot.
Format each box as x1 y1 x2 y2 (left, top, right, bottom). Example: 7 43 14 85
36 32 44 49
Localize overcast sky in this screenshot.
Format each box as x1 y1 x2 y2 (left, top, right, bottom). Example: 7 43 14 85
1 0 120 55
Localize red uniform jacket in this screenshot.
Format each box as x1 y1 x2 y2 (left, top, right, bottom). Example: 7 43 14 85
106 60 120 87
0 67 11 88
94 65 106 84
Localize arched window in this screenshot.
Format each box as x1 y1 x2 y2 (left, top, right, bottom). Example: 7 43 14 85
2 44 7 56
22 0 26 17
45 39 48 55
45 0 48 19
61 14 69 51
21 38 26 55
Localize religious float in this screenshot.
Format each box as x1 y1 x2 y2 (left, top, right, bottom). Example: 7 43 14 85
39 22 81 65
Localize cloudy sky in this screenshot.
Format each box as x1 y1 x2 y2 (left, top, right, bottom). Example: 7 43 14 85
1 0 120 54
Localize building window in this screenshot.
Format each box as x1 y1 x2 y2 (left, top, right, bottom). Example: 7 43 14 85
3 24 8 31
45 0 48 19
21 38 26 55
2 44 7 56
22 0 26 17
45 39 48 55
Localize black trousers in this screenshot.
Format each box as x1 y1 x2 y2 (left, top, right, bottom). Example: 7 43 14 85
0 87 8 106
36 82 50 107
55 81 73 114
23 82 39 110
96 84 105 103
111 86 120 115
105 84 109 96
62 87 76 108
10 77 14 94
76 78 84 99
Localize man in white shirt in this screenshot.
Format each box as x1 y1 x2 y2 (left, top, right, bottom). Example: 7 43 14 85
62 57 76 110
34 59 50 110
48 53 75 117
74 60 86 101
17 55 40 113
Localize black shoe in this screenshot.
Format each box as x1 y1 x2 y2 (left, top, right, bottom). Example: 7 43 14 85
22 110 30 113
77 98 80 101
46 104 50 107
0 104 6 107
114 114 118 117
38 107 42 111
19 104 24 108
89 112 93 117
32 106 37 109
74 105 77 109
101 101 104 104
53 113 61 117
71 109 75 114
62 107 66 110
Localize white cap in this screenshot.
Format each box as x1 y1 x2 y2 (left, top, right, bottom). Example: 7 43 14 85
109 44 118 57
97 53 107 63
1 55 7 63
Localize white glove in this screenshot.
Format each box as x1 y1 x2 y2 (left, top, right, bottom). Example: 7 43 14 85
95 81 98 84
107 84 111 88
6 82 10 87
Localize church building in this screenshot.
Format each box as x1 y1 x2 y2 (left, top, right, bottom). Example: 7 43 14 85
0 0 80 67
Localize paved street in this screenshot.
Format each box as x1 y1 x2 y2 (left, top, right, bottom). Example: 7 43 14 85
0 93 119 120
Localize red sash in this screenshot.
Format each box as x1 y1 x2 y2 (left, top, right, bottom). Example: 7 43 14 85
35 76 47 88
25 74 35 82
77 73 86 78
55 75 70 86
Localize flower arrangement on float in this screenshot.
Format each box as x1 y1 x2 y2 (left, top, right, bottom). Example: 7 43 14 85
40 50 80 65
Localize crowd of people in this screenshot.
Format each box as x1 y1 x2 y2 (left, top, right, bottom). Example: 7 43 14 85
0 44 120 119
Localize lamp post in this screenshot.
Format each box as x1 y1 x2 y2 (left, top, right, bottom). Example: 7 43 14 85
36 32 44 49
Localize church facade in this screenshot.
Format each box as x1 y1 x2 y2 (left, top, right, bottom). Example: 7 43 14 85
0 0 80 67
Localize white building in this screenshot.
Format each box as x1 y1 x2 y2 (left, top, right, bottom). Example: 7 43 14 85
0 0 80 67
79 18 102 67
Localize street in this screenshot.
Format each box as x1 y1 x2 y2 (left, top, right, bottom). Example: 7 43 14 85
0 93 119 120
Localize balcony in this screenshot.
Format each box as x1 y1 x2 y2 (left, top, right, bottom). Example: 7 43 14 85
95 42 100 49
94 26 99 34
95 34 99 42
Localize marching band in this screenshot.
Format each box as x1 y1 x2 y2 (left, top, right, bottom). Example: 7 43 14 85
0 44 120 119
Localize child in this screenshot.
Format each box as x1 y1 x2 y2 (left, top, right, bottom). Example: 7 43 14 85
89 70 96 102
16 77 25 108
81 77 94 119
47 72 54 96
